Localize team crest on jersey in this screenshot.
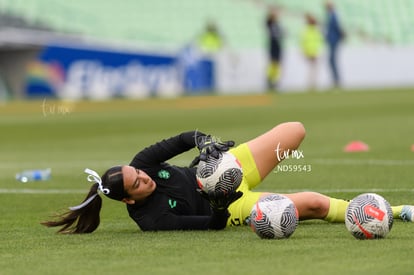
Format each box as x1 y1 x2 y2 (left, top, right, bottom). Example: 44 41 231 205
158 169 170 179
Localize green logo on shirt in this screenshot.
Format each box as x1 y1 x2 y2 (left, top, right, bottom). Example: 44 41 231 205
158 170 170 179
169 199 177 208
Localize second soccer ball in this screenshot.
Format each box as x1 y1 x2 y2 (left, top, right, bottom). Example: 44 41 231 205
249 194 299 239
345 193 393 240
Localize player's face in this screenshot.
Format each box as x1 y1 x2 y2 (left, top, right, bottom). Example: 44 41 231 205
122 166 156 202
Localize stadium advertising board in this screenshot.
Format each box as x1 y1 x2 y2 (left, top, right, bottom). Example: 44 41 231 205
25 45 214 99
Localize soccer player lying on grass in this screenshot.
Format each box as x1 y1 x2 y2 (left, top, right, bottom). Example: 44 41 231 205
41 122 414 233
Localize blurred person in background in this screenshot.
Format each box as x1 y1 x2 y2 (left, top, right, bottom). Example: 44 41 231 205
265 7 284 91
197 21 224 54
324 1 345 89
301 13 324 91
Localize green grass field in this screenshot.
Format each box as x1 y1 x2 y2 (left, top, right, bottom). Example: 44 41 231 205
1 89 414 274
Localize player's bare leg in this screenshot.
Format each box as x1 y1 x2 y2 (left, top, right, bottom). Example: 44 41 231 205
282 192 330 220
247 122 306 180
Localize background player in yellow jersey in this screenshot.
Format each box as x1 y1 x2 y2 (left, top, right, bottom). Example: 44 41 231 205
301 13 324 91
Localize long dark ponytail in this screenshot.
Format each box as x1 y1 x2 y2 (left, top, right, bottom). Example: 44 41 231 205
41 166 127 234
41 183 102 234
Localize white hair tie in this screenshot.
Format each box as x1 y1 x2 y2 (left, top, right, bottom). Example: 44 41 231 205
84 168 110 195
68 168 109 211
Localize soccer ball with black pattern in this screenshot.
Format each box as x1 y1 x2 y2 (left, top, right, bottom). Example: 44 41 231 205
249 194 298 239
196 152 243 194
345 193 393 240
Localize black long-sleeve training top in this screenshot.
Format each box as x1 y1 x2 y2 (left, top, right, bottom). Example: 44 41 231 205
127 131 229 231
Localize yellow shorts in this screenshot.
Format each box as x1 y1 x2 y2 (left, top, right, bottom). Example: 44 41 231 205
227 143 264 226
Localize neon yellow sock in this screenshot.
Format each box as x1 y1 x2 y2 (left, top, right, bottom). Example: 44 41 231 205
324 198 350 223
267 62 281 83
391 205 403 219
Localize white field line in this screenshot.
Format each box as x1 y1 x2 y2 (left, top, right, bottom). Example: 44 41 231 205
2 158 413 170
276 188 414 194
0 189 86 194
1 159 413 194
311 159 414 166
1 188 414 195
0 160 123 169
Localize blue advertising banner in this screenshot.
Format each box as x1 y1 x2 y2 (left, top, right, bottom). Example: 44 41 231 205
25 44 214 99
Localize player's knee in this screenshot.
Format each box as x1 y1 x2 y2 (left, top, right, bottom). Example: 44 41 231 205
290 122 306 141
277 122 306 144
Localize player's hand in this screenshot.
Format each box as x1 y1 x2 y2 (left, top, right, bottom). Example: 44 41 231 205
197 189 243 211
197 135 235 160
189 135 235 168
198 135 235 160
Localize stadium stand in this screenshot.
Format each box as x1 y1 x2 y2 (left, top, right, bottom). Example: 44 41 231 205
1 0 414 50
1 0 413 99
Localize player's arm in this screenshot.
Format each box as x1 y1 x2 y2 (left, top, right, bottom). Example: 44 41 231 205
130 131 206 167
130 131 235 168
150 190 243 231
128 191 242 231
133 212 230 231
